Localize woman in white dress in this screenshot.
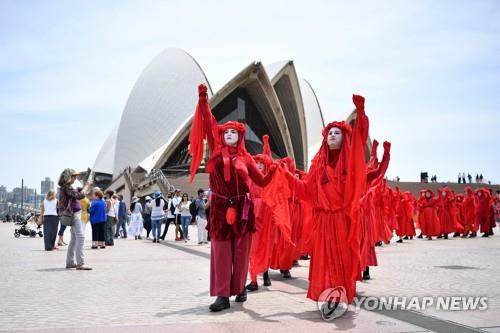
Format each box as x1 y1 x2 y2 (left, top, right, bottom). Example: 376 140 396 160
128 196 143 240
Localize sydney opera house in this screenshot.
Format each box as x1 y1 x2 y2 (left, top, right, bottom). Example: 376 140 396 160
91 48 326 202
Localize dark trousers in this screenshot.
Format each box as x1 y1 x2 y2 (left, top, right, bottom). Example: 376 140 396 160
43 215 59 250
144 214 151 237
114 216 127 237
105 216 114 245
175 214 184 238
161 217 176 239
91 222 105 242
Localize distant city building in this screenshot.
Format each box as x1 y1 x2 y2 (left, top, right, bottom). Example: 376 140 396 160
40 177 54 195
0 185 7 202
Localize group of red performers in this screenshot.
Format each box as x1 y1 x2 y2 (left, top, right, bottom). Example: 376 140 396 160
188 83 499 312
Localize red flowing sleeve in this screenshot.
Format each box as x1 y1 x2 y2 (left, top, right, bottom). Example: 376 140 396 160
261 165 293 245
189 84 219 183
345 94 369 282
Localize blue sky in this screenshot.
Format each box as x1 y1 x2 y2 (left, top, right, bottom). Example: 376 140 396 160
1 0 499 191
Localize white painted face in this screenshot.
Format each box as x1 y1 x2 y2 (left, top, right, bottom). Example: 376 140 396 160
441 191 447 197
256 161 265 172
223 128 239 146
327 127 343 149
477 191 482 197
425 191 431 198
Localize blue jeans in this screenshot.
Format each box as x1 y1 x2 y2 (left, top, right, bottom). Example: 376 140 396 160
151 219 163 240
181 216 191 239
114 216 127 237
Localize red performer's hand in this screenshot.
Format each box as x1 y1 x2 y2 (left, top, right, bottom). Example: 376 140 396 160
352 94 365 111
383 141 391 154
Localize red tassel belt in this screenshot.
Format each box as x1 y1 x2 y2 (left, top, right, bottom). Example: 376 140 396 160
211 192 252 224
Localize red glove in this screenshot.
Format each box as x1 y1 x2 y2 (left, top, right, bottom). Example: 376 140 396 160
352 94 365 111
233 156 248 180
383 141 391 154
198 84 208 100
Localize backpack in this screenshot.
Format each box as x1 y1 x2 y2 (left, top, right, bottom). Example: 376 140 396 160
189 200 198 217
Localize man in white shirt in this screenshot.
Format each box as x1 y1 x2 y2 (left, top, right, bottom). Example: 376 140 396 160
171 189 184 241
160 193 176 240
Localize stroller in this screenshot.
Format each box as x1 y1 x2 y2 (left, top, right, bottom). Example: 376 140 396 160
14 212 43 238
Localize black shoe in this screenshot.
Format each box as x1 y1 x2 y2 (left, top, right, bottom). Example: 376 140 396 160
396 239 403 243
481 233 489 238
281 270 292 279
246 282 259 292
437 235 443 239
444 234 448 239
209 296 230 312
362 267 370 280
91 246 98 249
135 236 137 240
138 235 142 240
292 260 299 267
99 246 106 249
160 236 165 240
375 241 383 246
153 238 157 243
403 236 409 240
427 236 432 240
453 233 460 238
157 239 161 243
300 255 310 260
417 234 423 239
263 271 272 286
235 289 247 302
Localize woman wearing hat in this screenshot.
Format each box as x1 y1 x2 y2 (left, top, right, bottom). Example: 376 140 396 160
128 196 144 240
149 191 166 243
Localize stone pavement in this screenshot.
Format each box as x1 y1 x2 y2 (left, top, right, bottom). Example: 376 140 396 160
0 222 499 333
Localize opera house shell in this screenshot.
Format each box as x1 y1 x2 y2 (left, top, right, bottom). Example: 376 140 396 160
91 48 325 200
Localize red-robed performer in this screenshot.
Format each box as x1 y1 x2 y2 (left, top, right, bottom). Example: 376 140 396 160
417 189 441 240
269 157 298 279
454 193 466 237
463 187 477 237
436 187 456 239
395 190 417 243
475 188 493 237
285 94 369 305
188 84 276 312
246 135 274 291
360 140 391 279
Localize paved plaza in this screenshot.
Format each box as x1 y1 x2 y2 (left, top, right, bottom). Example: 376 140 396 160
0 222 499 333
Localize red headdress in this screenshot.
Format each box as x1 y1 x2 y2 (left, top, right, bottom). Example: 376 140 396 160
310 120 353 184
252 134 273 172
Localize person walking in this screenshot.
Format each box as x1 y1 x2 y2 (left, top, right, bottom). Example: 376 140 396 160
143 196 152 238
114 195 128 239
89 189 106 249
149 191 166 243
104 190 116 246
160 193 176 240
179 193 192 242
195 189 209 245
58 168 92 270
41 190 59 251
